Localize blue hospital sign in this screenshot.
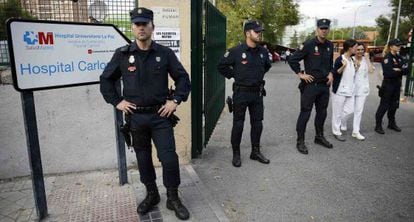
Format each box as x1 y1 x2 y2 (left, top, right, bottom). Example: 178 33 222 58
6 19 130 91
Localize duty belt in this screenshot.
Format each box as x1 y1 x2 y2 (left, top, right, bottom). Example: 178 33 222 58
232 84 261 92
133 104 163 113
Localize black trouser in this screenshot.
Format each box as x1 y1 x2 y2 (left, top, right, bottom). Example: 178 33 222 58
231 90 264 147
130 112 180 188
375 79 401 125
296 83 330 139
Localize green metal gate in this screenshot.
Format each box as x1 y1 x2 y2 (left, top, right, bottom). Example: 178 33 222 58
204 1 226 147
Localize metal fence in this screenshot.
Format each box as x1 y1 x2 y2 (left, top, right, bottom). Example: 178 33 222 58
0 0 137 66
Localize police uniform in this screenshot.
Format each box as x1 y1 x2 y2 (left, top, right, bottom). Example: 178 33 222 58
375 38 407 134
288 18 333 154
217 20 272 167
100 7 191 220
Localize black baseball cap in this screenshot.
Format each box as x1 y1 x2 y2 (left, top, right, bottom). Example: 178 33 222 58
130 7 153 23
388 38 403 46
244 20 264 32
317 19 331 29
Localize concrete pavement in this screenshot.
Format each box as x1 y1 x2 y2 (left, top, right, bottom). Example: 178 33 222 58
0 166 229 222
192 62 414 222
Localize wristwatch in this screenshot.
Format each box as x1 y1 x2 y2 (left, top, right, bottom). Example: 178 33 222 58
173 99 180 105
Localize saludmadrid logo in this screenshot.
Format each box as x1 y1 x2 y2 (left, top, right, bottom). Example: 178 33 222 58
23 31 54 50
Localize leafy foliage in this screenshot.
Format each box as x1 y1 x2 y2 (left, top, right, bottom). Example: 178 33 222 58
376 0 414 44
217 0 300 48
0 0 36 40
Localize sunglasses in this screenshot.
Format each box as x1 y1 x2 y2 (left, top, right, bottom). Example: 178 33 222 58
319 27 329 30
253 30 262 34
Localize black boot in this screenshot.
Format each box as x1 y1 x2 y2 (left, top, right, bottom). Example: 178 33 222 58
375 125 385 134
388 121 401 132
232 145 241 167
137 184 160 215
314 129 333 149
166 188 190 220
296 137 308 155
250 145 270 164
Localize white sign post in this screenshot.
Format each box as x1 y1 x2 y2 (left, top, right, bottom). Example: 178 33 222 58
6 19 130 220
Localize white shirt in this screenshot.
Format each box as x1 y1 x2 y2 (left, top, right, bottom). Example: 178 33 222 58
353 56 370 96
336 55 355 96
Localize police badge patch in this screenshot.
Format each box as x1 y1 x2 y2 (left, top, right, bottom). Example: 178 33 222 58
242 53 247 59
128 55 135 64
260 54 263 58
384 59 388 64
156 56 161 62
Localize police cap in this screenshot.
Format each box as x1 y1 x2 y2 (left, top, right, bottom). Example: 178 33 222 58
130 7 153 23
388 38 403 46
244 20 264 32
317 19 331 29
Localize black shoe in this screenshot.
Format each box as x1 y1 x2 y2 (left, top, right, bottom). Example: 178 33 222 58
375 126 385 134
296 140 308 155
137 189 160 215
388 124 401 132
166 188 190 220
232 146 241 167
250 146 270 164
314 136 333 148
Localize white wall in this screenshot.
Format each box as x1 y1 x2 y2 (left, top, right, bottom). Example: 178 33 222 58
0 82 137 179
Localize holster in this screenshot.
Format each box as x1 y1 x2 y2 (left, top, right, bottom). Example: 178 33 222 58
169 114 180 127
120 114 133 150
376 85 384 98
298 81 306 94
226 96 233 113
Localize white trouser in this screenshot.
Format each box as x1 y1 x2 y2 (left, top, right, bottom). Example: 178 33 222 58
341 95 367 134
332 93 354 135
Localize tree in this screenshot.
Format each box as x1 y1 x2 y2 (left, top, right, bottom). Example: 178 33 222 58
289 30 299 48
217 0 300 48
375 0 414 44
0 0 36 40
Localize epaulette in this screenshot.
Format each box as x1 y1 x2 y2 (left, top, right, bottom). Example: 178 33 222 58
120 44 130 53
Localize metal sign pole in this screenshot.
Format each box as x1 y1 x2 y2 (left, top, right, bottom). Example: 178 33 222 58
114 80 128 185
21 91 48 219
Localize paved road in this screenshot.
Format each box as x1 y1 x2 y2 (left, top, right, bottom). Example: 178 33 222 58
193 62 414 222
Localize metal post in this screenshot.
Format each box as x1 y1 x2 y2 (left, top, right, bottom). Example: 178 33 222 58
114 80 128 185
394 0 402 38
387 20 393 45
21 91 48 219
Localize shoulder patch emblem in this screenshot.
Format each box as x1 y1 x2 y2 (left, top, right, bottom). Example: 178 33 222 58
224 51 230 58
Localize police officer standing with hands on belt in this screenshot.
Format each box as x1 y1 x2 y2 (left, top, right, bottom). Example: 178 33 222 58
288 19 334 155
99 7 191 220
218 20 272 167
375 38 408 134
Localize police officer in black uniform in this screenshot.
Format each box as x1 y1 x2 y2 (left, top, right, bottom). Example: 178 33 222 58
375 38 407 134
217 20 272 167
288 19 334 154
100 7 191 220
